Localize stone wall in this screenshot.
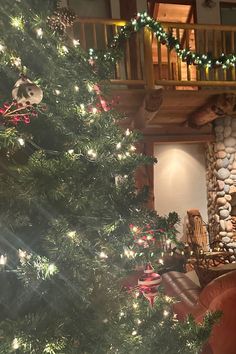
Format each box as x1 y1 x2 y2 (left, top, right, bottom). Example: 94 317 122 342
210 116 236 260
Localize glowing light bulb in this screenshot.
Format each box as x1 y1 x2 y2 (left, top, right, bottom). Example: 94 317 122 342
125 128 131 136
55 89 61 95
163 310 169 317
99 251 108 259
159 258 164 265
74 85 79 92
0 44 5 52
12 338 20 350
17 137 25 146
12 57 21 67
68 149 74 155
87 149 97 158
133 302 138 309
0 255 7 265
130 145 136 151
132 330 137 336
73 39 80 47
137 319 141 325
67 230 76 238
116 142 121 149
18 249 27 259
62 45 69 53
36 28 43 38
92 107 98 114
11 16 24 30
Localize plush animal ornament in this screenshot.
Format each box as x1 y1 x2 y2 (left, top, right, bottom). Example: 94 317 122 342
12 77 43 106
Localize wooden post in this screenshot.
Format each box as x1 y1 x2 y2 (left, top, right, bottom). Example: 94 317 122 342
143 27 155 89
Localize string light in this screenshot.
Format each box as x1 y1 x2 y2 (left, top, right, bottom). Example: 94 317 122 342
99 251 108 259
18 249 27 260
12 338 20 350
0 44 5 52
36 28 43 38
92 107 98 114
17 137 25 146
163 310 169 317
68 149 74 155
55 89 61 95
116 142 121 149
74 85 79 92
67 230 76 238
11 16 24 30
125 128 131 136
0 254 7 265
132 330 137 336
130 145 136 152
87 149 97 158
73 39 80 47
133 302 138 309
12 56 21 67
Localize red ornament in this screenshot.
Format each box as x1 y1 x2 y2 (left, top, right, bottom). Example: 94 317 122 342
138 262 162 307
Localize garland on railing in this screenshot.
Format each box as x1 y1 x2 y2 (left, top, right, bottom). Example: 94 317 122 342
108 12 236 70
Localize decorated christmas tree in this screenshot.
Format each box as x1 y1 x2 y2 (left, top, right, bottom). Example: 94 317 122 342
0 1 218 353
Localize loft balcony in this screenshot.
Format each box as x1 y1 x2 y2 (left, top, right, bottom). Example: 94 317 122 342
74 17 236 89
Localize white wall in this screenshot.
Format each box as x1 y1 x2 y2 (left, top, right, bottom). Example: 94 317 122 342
154 143 208 237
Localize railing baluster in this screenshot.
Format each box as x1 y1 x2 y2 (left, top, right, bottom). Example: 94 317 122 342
104 24 108 46
136 31 142 80
125 40 132 80
186 29 191 81
114 25 121 80
176 28 182 82
231 31 235 81
213 30 218 81
92 24 98 49
79 23 86 50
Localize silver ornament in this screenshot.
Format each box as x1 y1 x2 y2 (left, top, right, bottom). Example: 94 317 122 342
12 77 43 105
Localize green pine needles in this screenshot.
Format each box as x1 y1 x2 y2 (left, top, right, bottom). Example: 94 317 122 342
0 1 219 353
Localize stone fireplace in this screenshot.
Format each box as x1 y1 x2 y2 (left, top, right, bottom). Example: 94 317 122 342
206 116 236 261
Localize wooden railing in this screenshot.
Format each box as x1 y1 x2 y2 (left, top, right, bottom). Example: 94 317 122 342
73 18 236 89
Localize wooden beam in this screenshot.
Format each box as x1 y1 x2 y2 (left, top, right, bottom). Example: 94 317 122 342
188 93 236 127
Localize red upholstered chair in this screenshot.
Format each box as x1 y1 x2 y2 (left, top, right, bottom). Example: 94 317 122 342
162 270 236 354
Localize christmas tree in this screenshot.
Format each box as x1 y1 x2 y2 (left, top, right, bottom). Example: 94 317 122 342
0 1 218 353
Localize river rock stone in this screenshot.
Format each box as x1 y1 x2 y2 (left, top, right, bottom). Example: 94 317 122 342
220 220 226 230
215 142 225 151
215 125 224 133
225 194 231 201
217 191 225 197
226 147 236 154
216 151 227 159
224 126 232 137
220 209 230 218
229 185 236 194
224 137 236 147
220 231 227 237
217 180 225 190
225 178 234 185
217 168 230 180
217 197 226 206
215 214 220 222
224 185 230 193
222 236 231 243
231 119 236 130
225 220 233 231
227 242 236 248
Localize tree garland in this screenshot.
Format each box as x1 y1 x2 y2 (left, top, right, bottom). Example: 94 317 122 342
109 12 236 70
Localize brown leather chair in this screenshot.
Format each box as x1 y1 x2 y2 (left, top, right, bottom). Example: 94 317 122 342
162 270 236 354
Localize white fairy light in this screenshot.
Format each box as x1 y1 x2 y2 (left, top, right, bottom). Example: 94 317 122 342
11 16 24 29
159 258 164 265
0 254 7 265
87 149 97 158
55 89 61 95
68 149 74 155
119 311 125 318
87 83 93 92
99 251 108 259
12 57 21 67
0 44 5 52
92 107 98 114
17 137 25 146
73 39 80 47
36 28 43 38
133 302 138 309
163 310 169 317
18 249 27 259
137 319 142 325
74 85 79 92
166 239 171 245
130 145 136 151
62 45 69 54
125 128 131 136
132 330 137 336
67 230 76 238
116 142 122 149
12 338 20 350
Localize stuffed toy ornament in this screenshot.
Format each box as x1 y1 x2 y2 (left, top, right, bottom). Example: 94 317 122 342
12 77 43 106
